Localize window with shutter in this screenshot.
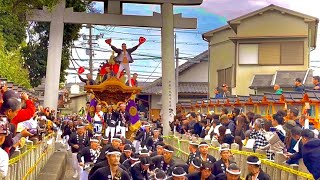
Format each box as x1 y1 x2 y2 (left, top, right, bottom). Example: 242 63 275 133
217 69 225 87
280 41 304 65
258 43 281 64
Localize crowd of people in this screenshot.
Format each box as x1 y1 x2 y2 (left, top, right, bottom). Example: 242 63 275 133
172 106 320 180
60 103 275 180
2 76 320 180
0 85 59 178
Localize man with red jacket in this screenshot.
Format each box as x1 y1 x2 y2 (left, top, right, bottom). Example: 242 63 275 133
1 90 36 127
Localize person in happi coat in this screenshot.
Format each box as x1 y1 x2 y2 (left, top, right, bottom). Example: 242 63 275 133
245 155 270 180
186 141 199 165
151 145 176 176
120 144 133 164
134 123 152 151
122 153 140 171
188 158 202 174
96 135 122 163
89 147 130 180
213 143 234 176
145 128 163 151
150 142 165 157
187 161 215 180
77 138 101 180
116 103 130 138
166 167 188 180
93 105 104 133
196 142 216 164
130 156 152 180
68 125 90 178
104 105 118 139
215 163 241 180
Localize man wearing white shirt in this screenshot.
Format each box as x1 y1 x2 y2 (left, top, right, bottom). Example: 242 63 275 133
93 105 104 133
0 134 9 178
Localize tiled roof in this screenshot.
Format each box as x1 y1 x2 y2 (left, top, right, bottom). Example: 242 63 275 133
142 82 208 95
249 69 314 89
250 74 274 88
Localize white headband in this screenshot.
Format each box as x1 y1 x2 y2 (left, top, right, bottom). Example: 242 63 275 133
130 156 139 161
247 160 261 165
172 172 186 177
219 148 230 152
163 149 174 153
107 151 121 155
90 139 99 143
198 144 209 147
226 169 241 175
124 149 132 152
112 138 121 142
191 161 200 169
155 177 167 180
189 141 199 146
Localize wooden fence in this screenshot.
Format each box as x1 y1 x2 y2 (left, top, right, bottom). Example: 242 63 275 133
164 132 314 180
2 135 55 180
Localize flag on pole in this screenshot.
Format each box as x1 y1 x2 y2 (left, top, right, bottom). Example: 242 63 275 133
126 99 141 131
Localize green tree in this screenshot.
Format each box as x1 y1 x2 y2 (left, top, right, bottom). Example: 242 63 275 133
22 0 87 87
0 35 31 88
0 0 88 87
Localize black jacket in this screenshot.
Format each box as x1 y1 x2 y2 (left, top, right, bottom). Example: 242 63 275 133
213 159 234 176
89 166 130 180
196 154 217 164
187 172 215 180
245 170 270 180
68 133 90 153
130 162 149 180
117 111 130 126
77 147 100 163
145 136 163 151
88 160 128 177
151 155 176 175
111 44 140 63
104 112 119 127
186 151 199 165
302 138 320 180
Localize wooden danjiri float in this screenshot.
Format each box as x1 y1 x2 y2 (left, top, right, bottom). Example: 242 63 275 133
179 91 320 129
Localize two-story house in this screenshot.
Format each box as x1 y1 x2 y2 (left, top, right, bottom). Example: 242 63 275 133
203 4 318 96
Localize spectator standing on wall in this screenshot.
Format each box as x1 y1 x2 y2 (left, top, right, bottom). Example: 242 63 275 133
313 76 320 90
221 84 231 98
294 78 305 92
274 84 283 95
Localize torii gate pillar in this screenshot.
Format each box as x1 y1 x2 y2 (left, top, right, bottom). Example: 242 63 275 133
44 1 65 111
161 3 175 136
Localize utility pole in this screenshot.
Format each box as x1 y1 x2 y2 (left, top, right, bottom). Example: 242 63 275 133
88 24 93 76
82 24 103 76
175 34 179 103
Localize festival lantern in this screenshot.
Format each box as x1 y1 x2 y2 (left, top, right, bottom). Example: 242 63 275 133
238 96 250 114
208 99 215 114
182 102 192 114
202 99 209 115
282 91 305 116
264 93 285 116
304 90 320 128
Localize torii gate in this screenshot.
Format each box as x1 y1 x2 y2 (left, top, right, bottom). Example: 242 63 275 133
26 0 203 135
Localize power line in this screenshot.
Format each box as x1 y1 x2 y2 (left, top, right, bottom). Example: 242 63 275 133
144 61 162 82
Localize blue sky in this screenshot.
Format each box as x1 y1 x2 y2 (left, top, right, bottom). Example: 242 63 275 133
68 0 320 83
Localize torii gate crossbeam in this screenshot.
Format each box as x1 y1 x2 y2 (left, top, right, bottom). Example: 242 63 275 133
26 0 203 135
